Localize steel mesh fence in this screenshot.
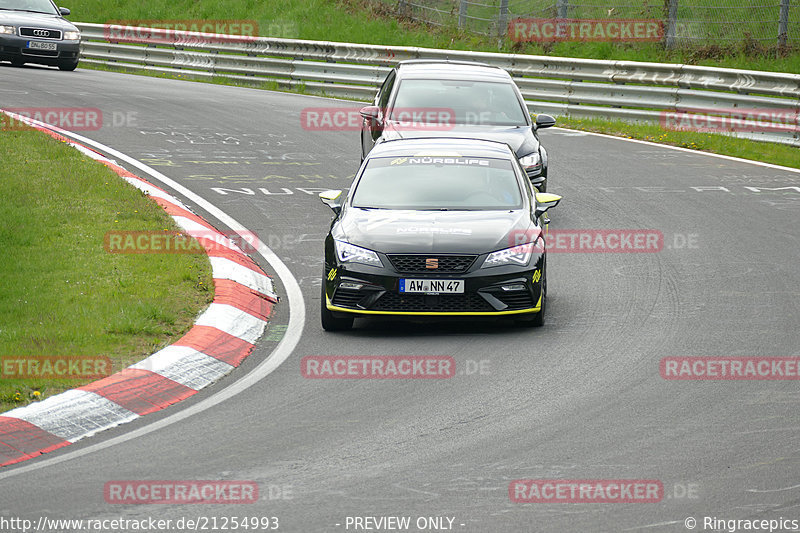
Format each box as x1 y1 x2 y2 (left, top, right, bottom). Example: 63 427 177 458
391 0 799 46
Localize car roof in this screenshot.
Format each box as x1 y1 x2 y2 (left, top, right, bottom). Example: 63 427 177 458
396 60 512 82
367 137 515 159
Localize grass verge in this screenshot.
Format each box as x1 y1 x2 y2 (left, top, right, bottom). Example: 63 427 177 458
555 116 800 170
0 122 213 414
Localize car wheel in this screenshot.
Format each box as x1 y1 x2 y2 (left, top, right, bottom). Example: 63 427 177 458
58 60 78 71
320 281 354 331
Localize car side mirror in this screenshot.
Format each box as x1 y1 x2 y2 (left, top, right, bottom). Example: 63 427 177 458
359 106 381 120
319 189 344 215
59 7 71 15
360 105 382 131
534 192 561 219
534 114 556 130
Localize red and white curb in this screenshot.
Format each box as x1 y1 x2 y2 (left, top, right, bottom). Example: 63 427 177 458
0 112 277 467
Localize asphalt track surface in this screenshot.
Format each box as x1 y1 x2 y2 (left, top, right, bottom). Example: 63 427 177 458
1 64 799 532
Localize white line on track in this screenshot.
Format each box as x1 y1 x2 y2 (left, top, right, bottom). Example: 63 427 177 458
550 127 800 175
0 121 306 480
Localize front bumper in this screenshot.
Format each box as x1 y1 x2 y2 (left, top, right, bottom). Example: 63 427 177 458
324 253 545 318
0 35 80 64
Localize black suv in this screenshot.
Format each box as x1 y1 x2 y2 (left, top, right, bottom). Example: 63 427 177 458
0 0 80 71
360 60 555 192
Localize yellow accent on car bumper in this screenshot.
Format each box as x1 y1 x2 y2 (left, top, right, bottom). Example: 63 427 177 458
326 294 542 316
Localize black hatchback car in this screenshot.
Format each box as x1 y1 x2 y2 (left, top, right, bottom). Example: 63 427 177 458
360 60 555 192
319 137 562 331
0 0 80 70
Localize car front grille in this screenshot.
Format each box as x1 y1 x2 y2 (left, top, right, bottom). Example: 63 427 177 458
20 27 62 40
371 292 494 313
387 254 476 274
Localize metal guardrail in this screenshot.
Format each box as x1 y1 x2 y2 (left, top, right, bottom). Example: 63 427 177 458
75 23 800 146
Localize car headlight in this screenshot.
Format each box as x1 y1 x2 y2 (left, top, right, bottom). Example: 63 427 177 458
483 241 537 268
63 31 80 40
519 152 541 172
0 26 15 35
334 240 383 267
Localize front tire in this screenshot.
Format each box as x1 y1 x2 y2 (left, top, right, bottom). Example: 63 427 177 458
320 282 354 331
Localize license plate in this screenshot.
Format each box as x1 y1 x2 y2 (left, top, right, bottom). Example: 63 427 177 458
27 41 57 51
399 279 464 294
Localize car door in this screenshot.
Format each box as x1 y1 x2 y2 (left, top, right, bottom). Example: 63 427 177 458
361 69 396 160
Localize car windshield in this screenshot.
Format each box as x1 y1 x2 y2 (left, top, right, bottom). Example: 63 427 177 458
0 0 58 14
390 79 528 127
352 155 523 210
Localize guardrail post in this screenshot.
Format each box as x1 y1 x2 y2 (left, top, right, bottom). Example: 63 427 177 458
665 0 679 49
779 0 790 47
557 0 569 19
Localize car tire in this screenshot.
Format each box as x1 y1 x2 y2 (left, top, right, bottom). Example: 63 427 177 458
320 282 354 331
58 60 78 71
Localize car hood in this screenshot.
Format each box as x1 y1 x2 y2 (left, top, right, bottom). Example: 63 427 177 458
383 123 539 157
337 208 536 254
0 11 77 31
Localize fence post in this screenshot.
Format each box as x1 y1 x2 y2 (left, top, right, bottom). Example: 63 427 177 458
665 0 679 49
779 0 789 47
498 0 509 38
557 0 569 19
459 0 468 29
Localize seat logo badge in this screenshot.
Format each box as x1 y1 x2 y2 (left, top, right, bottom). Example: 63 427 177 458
426 258 439 269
